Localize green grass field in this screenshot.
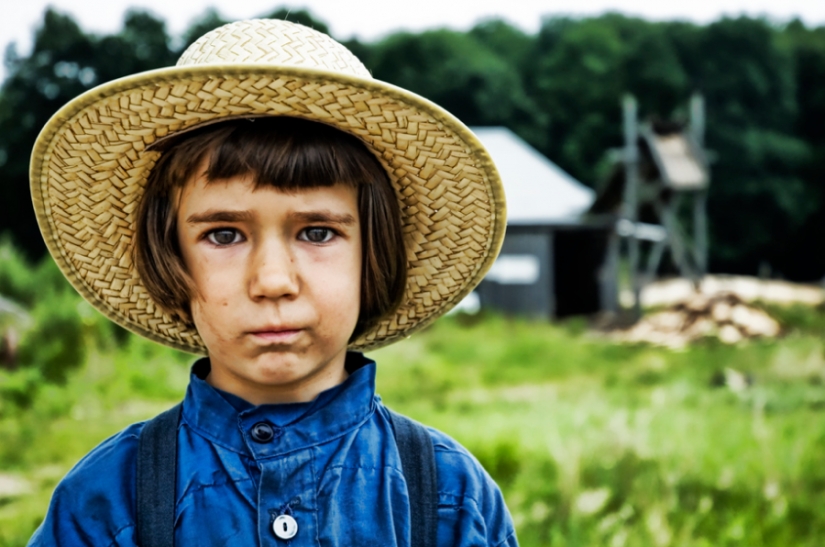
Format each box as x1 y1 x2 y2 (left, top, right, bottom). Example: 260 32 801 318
2 306 825 546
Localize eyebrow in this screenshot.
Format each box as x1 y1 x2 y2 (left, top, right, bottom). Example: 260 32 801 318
185 209 357 226
290 210 357 226
185 210 254 224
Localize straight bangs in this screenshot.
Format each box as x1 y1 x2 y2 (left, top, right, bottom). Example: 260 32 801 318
154 117 383 192
208 117 378 190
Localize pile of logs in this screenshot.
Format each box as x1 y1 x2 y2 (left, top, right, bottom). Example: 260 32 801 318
613 292 781 349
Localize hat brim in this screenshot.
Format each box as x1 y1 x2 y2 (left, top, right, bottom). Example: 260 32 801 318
31 64 506 354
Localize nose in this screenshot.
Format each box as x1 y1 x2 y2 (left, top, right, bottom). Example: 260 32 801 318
248 238 299 301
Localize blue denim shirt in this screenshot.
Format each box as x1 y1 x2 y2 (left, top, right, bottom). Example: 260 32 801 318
29 353 518 546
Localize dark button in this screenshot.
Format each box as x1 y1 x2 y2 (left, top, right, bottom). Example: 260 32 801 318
250 422 275 443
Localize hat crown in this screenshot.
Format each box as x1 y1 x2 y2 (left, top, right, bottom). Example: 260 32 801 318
177 19 372 79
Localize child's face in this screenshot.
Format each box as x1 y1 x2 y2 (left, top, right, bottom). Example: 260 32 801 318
175 168 362 405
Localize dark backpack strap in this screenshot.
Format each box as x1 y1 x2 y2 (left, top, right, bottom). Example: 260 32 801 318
136 404 182 547
389 410 438 547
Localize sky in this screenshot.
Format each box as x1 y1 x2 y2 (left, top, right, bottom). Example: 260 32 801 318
3 0 825 82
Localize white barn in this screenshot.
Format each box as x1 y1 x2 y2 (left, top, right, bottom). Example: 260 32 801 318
472 127 595 224
470 127 613 318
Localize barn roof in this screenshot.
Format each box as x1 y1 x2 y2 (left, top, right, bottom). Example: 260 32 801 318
471 127 595 225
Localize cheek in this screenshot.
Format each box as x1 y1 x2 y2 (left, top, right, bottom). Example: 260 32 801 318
188 251 243 302
343 260 363 324
190 297 236 350
311 248 361 320
188 268 241 339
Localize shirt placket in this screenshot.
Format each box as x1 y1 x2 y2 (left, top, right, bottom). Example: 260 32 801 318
240 417 319 546
257 452 317 546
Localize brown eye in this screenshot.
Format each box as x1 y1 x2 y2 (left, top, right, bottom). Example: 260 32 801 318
207 229 241 245
301 227 334 243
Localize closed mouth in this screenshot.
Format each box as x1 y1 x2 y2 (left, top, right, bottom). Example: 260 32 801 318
249 328 304 343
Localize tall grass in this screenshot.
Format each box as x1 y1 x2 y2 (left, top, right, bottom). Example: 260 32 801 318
373 313 825 546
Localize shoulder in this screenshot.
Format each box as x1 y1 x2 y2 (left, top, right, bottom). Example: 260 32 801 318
427 426 518 546
427 426 487 490
28 422 145 547
376 406 497 500
425 427 506 506
59 421 143 498
378 407 518 547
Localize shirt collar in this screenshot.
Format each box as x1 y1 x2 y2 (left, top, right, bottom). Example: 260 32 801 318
181 352 377 459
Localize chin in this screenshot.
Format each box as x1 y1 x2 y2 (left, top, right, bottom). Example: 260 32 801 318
249 350 303 372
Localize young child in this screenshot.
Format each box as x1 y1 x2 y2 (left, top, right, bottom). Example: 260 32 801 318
28 19 513 547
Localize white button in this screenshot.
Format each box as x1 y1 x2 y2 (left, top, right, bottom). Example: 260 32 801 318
273 514 298 540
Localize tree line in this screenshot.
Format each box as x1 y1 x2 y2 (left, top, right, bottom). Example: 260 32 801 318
2 8 824 280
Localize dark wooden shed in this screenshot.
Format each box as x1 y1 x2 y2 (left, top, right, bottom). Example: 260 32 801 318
465 127 614 319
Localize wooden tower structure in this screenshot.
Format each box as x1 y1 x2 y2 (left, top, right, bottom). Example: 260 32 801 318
594 94 711 317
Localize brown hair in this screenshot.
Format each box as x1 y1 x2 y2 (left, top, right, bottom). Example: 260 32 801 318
134 117 407 341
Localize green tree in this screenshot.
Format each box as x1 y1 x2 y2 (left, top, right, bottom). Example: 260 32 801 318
775 21 825 279
526 15 690 185
179 9 231 51
682 18 814 274
1 9 96 257
0 8 175 258
368 28 547 147
469 19 534 75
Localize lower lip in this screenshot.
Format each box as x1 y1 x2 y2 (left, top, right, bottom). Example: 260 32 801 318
250 329 303 343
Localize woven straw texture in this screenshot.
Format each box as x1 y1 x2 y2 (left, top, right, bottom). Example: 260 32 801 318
30 19 506 354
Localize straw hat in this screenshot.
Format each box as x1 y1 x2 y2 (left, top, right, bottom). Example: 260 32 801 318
30 19 506 354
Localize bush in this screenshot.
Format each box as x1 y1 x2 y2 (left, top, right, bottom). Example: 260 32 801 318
0 237 121 411
16 290 86 383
